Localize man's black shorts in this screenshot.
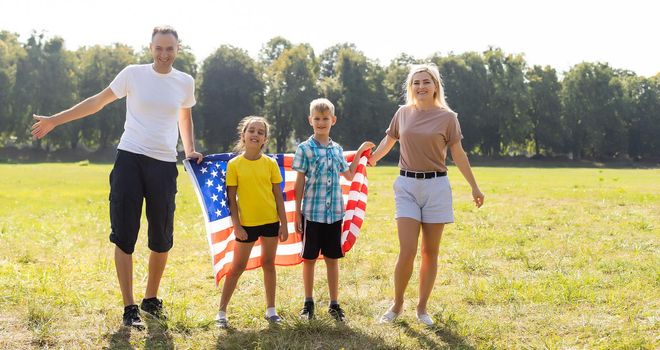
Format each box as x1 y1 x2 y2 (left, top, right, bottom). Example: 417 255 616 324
235 222 280 243
301 217 344 260
109 150 178 254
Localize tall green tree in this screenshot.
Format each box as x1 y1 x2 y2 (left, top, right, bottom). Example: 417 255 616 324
482 48 531 156
620 74 660 158
431 52 489 154
0 31 25 142
526 65 562 156
263 43 319 151
12 33 78 149
562 62 625 158
319 43 357 78
334 47 394 148
333 48 371 146
258 36 292 68
384 53 418 106
76 44 136 150
198 45 263 152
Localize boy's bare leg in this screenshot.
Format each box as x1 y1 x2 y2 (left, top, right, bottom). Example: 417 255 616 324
303 259 316 298
325 258 339 301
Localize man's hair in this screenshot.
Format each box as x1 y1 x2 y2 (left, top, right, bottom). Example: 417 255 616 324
309 98 335 116
152 26 179 41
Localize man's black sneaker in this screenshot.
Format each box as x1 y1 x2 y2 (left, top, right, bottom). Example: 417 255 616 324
299 301 315 320
140 297 166 319
328 304 345 322
122 305 145 329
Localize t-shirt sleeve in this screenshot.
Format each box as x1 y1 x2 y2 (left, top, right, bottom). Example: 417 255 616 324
446 112 464 146
385 108 402 140
291 145 308 173
270 158 283 184
226 160 238 186
109 66 131 99
182 75 196 108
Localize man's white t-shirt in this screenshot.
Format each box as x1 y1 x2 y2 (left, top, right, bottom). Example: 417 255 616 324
109 64 196 162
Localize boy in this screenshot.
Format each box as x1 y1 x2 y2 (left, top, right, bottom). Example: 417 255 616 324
292 98 373 321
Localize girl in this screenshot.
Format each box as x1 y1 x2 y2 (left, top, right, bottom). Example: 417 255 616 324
368 64 484 326
215 116 288 328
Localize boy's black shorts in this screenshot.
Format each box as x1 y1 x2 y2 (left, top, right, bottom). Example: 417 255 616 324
301 216 344 260
109 150 178 254
235 222 280 243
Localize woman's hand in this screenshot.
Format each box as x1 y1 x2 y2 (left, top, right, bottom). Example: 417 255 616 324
472 188 484 208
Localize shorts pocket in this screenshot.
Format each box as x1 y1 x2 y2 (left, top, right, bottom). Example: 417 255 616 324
164 193 176 243
109 193 123 234
393 176 402 191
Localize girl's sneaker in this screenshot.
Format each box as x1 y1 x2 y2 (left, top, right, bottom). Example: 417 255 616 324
215 313 228 329
265 314 282 323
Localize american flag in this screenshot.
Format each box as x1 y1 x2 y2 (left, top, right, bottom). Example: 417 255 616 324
183 151 369 285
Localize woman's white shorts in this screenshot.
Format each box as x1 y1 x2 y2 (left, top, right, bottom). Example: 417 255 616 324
393 175 454 224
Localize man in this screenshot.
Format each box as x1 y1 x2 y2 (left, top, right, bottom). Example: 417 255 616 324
31 26 203 329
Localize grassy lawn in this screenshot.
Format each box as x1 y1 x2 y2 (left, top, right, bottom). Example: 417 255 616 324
0 163 658 349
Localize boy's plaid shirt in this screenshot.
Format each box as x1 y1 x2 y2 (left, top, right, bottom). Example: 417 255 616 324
292 136 349 224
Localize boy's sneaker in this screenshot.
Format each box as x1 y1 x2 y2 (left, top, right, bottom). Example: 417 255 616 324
328 304 346 322
140 297 166 320
299 301 315 320
122 305 145 330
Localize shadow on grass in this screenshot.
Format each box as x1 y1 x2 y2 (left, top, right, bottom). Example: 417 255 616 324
397 319 475 350
214 318 399 350
105 318 174 350
106 326 134 350
144 317 174 350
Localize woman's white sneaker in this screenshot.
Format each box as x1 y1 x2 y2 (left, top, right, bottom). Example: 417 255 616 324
378 309 399 324
416 313 434 326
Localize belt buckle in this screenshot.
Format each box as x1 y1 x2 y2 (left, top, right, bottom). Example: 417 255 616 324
415 172 423 179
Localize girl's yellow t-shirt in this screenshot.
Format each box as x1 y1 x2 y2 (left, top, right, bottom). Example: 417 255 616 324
226 154 283 226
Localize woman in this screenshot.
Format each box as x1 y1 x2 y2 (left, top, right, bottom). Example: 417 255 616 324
368 64 484 326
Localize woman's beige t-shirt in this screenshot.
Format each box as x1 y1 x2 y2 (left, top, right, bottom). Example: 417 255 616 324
386 105 463 172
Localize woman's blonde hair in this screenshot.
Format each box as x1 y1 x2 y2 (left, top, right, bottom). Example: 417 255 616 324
233 116 270 153
404 64 451 110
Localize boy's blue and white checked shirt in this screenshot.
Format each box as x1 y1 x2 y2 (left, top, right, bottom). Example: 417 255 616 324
292 136 350 224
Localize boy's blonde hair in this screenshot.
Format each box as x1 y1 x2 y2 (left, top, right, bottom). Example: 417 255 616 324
309 98 335 116
404 64 451 110
233 116 270 153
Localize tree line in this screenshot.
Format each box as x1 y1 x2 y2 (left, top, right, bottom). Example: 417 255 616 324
1 31 659 160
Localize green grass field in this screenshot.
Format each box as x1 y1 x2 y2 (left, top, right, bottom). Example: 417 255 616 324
0 163 658 349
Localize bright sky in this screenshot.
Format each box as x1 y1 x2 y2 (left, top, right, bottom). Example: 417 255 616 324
1 0 658 77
